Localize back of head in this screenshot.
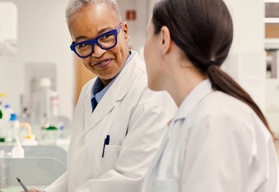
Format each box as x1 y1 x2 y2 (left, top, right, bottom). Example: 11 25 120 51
152 0 278 146
152 0 233 71
66 0 122 25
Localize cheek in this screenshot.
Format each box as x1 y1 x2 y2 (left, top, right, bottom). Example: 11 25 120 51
113 51 126 72
144 40 152 70
81 58 91 69
147 59 167 91
144 44 162 91
114 40 127 65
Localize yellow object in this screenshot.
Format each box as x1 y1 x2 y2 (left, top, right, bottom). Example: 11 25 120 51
20 122 35 140
0 93 6 98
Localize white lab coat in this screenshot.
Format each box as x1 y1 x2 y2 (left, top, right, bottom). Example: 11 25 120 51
44 52 177 192
142 79 279 192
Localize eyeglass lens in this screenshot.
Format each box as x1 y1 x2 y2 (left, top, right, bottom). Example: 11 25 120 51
75 31 117 57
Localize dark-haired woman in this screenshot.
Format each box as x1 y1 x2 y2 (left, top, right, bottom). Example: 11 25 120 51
142 0 279 191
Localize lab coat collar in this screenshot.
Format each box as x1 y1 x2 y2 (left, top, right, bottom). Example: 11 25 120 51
82 52 143 137
173 79 214 122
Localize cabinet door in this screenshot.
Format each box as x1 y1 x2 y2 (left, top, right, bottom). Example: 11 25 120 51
266 24 279 38
75 56 95 105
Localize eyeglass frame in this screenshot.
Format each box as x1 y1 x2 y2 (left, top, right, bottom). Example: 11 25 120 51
70 23 122 58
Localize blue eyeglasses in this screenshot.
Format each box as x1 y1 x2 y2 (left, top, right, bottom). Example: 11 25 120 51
70 23 122 58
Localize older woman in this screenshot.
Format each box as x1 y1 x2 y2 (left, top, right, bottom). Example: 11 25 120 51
30 0 176 192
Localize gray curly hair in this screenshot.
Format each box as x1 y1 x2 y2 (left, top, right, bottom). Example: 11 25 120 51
66 0 122 25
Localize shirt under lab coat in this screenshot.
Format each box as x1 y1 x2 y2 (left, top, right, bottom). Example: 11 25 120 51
142 79 279 192
44 52 177 192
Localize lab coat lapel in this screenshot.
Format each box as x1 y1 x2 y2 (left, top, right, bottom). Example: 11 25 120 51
82 53 142 137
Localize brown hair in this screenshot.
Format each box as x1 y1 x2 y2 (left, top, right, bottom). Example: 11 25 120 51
152 0 278 146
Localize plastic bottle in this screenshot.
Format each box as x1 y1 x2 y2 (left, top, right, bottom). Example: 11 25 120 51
11 137 24 158
6 113 20 143
0 105 14 142
30 77 53 134
2 105 14 123
41 125 58 145
50 91 60 118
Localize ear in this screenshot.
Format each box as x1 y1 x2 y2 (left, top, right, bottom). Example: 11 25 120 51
122 22 129 42
160 26 171 55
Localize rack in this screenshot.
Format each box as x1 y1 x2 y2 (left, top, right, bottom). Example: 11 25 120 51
265 38 279 50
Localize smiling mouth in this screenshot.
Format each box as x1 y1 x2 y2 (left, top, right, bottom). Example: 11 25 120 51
91 59 113 68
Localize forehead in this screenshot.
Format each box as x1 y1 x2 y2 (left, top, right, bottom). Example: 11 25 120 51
69 3 120 39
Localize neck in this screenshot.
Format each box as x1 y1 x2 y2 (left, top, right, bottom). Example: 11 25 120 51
166 63 206 107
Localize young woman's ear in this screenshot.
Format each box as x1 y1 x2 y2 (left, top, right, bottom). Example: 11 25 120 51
160 26 171 55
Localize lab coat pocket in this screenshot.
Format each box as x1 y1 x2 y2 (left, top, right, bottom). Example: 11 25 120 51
100 145 121 173
153 179 179 192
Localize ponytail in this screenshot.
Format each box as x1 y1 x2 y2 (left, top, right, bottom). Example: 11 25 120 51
207 65 278 148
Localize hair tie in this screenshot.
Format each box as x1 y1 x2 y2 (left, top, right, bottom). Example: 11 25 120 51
204 60 217 70
206 60 217 65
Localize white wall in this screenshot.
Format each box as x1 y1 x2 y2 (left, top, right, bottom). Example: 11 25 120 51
223 0 266 111
0 0 74 120
117 0 149 51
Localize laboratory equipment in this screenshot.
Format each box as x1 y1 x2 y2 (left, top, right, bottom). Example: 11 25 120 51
11 137 24 158
0 150 9 190
5 113 19 143
29 77 60 137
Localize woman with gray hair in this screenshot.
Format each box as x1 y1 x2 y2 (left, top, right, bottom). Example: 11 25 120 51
29 0 176 191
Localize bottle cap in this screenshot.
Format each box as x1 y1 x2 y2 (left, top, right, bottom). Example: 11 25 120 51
25 134 36 140
10 113 17 121
44 126 58 131
4 104 10 108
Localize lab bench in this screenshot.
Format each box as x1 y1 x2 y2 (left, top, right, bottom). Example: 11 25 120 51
1 185 46 192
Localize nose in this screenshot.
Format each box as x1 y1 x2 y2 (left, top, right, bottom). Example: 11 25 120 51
91 44 106 57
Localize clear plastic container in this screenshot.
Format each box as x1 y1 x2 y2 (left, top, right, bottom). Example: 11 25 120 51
0 163 8 189
0 150 9 190
40 126 58 145
6 113 20 143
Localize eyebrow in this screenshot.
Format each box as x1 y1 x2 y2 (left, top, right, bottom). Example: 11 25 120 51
75 26 115 42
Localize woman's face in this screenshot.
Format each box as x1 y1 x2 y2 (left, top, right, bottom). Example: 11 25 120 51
144 21 166 91
68 4 129 86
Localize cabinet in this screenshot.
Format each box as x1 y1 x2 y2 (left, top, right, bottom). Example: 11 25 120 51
0 2 18 56
74 56 95 104
0 39 17 56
